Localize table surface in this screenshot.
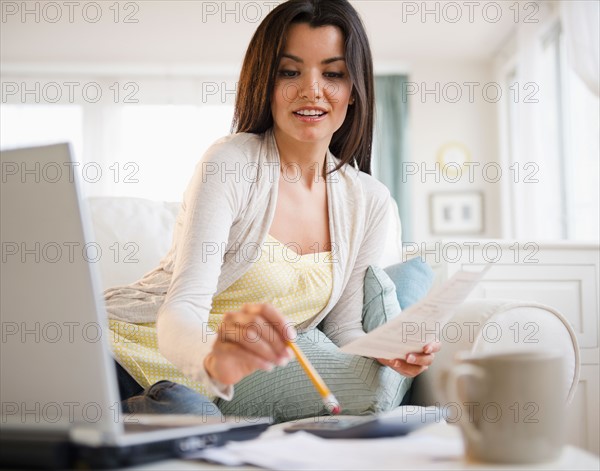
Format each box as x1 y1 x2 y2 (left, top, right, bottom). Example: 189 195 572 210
127 421 600 471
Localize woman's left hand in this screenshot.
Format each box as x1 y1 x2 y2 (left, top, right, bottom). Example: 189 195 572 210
375 342 441 377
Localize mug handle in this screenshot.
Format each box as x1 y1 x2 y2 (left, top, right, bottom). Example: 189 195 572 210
445 363 485 445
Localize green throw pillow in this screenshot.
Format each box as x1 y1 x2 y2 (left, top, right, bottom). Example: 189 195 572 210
215 265 413 423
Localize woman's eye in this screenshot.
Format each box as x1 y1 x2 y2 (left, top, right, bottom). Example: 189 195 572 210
278 70 298 78
277 70 345 79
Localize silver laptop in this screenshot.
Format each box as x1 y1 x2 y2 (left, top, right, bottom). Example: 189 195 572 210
0 143 270 468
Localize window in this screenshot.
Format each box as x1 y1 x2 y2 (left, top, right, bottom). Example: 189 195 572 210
503 21 599 241
561 44 600 240
101 105 234 200
1 105 84 159
1 100 234 202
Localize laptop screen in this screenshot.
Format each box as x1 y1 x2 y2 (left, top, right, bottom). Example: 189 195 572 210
1 144 123 439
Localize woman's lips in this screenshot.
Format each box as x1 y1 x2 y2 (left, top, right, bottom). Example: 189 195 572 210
293 111 328 122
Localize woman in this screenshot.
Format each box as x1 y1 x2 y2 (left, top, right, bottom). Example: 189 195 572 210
106 0 439 415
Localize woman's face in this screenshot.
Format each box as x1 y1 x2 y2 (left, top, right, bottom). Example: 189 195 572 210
271 22 354 147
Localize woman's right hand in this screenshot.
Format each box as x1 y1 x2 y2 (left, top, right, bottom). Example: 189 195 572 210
203 302 296 385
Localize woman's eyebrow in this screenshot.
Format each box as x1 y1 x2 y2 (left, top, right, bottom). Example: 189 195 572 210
281 53 345 64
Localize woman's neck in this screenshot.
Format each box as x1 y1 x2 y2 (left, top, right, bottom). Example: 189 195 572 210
272 128 329 189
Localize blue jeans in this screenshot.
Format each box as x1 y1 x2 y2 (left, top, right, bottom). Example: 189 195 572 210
115 361 222 417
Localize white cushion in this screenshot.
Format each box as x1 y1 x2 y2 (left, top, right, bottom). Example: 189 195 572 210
86 197 180 290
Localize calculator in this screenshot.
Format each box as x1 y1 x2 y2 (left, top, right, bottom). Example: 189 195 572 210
283 407 442 439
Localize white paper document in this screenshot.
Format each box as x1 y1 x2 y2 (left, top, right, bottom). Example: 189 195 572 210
340 265 491 359
188 428 463 470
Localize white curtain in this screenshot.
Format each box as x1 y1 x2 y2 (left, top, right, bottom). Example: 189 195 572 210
508 4 562 239
560 0 600 97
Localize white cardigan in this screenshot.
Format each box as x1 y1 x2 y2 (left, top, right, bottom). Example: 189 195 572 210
104 128 393 399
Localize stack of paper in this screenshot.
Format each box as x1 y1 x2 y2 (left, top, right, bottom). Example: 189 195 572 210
188 430 464 470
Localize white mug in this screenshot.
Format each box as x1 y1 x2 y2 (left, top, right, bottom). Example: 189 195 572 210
441 350 566 464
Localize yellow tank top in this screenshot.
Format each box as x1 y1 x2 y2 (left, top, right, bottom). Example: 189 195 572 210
108 234 333 399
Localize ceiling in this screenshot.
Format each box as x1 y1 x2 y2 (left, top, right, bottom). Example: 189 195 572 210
0 0 530 70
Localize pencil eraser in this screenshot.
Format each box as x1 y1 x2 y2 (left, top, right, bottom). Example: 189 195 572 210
324 394 341 415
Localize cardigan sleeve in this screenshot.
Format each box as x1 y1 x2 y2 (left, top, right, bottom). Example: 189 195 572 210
156 139 250 400
321 182 393 347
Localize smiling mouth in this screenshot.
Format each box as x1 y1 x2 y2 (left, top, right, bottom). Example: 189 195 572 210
293 110 327 117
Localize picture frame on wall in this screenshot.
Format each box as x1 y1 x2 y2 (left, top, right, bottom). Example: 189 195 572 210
429 191 484 235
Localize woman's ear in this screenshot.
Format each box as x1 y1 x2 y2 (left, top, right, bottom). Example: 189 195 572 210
349 96 355 105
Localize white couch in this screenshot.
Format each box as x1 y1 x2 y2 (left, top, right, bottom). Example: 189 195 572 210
87 196 580 407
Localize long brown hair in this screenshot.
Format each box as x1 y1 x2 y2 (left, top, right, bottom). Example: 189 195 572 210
231 0 374 176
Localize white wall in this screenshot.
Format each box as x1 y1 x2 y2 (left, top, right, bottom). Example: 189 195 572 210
406 60 501 242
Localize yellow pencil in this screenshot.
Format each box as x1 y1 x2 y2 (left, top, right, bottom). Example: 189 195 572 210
287 340 341 415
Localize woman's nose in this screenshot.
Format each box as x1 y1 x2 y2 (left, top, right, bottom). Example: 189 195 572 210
299 70 324 102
